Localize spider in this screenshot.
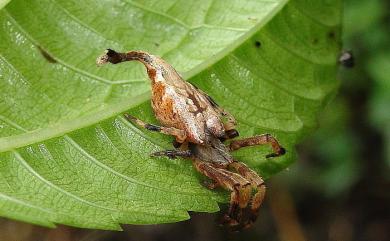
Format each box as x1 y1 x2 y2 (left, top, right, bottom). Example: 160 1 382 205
96 49 286 229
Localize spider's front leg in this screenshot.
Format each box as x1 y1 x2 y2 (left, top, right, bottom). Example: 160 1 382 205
229 134 286 158
193 160 252 227
124 113 192 158
124 113 187 143
150 150 192 159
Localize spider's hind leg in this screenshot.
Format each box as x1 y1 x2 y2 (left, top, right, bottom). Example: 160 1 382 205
228 161 266 229
193 160 252 227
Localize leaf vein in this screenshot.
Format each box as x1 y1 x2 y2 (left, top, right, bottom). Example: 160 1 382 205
63 134 195 195
12 150 118 212
3 10 122 85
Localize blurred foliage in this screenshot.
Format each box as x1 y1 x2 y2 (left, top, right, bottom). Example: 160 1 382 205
281 0 389 196
271 1 390 240
368 51 390 168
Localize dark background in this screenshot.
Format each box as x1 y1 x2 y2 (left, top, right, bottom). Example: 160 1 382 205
1 0 389 240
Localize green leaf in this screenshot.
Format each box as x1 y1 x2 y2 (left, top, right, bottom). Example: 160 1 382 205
0 0 341 229
0 0 10 10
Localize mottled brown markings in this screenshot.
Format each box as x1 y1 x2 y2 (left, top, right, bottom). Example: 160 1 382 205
96 49 286 230
187 91 206 115
102 49 153 65
37 46 57 63
189 82 220 111
152 82 166 102
140 54 153 63
147 68 157 80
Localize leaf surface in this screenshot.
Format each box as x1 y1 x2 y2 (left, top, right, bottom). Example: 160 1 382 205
0 0 341 229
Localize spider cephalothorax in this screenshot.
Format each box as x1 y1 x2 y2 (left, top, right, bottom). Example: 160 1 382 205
97 49 285 229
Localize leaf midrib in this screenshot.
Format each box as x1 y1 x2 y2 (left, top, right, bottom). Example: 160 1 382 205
0 0 289 152
0 94 149 152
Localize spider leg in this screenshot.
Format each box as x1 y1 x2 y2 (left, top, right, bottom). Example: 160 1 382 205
124 113 187 143
229 134 286 158
202 179 220 190
193 160 251 226
229 161 266 229
150 149 192 159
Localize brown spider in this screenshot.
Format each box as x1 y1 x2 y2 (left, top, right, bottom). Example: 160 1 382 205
96 49 285 229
